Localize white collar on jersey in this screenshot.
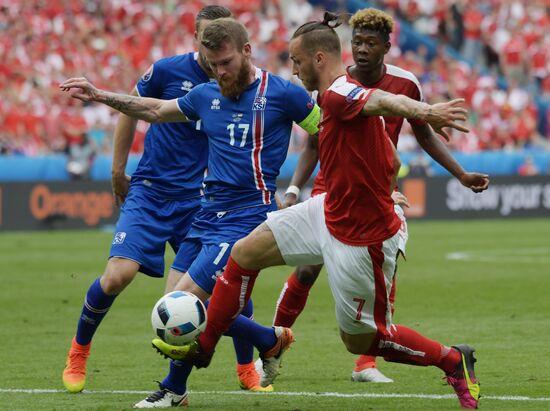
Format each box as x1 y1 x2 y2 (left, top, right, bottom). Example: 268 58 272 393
254 66 262 79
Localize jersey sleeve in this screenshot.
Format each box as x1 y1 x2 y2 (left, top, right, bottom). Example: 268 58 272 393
176 86 201 121
325 86 374 122
284 83 320 135
136 60 165 98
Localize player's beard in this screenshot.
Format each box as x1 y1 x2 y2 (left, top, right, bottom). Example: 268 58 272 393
217 59 251 98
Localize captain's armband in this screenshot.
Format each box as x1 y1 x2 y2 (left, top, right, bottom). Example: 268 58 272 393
297 104 320 135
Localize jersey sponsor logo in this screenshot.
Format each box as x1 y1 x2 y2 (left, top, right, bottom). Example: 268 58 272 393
112 232 127 245
232 113 244 122
181 80 194 91
211 98 221 110
252 96 267 111
345 86 363 103
141 64 154 82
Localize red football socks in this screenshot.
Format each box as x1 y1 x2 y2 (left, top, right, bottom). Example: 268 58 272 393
354 355 377 371
273 272 312 327
367 325 461 374
198 257 259 354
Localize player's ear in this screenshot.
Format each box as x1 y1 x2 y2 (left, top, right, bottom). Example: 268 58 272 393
314 51 324 66
194 30 199 41
243 43 252 57
384 41 391 55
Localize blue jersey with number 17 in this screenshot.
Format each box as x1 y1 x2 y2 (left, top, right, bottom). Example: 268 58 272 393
176 68 319 212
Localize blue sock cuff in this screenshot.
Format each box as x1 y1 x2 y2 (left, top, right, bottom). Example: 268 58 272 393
85 278 117 311
75 277 117 345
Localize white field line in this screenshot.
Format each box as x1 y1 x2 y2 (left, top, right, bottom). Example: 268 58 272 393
1 388 549 402
446 247 550 263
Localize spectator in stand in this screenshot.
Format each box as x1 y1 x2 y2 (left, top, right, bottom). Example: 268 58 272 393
461 1 485 66
66 133 96 180
286 0 314 30
517 155 540 176
501 26 527 86
527 35 550 92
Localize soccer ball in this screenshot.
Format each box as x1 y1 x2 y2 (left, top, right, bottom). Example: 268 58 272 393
151 291 207 346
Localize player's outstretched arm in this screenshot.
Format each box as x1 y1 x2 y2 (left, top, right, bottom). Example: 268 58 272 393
362 90 469 140
284 133 319 208
411 123 490 193
60 77 189 124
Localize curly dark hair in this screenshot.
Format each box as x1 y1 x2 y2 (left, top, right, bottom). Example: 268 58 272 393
349 8 394 41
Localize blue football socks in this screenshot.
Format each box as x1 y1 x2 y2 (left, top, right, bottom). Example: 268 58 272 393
75 277 117 345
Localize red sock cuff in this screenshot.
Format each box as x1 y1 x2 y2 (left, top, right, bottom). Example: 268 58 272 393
224 256 259 280
288 271 313 293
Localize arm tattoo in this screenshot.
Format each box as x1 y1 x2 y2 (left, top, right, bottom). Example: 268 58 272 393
105 95 133 113
99 91 160 122
374 93 426 119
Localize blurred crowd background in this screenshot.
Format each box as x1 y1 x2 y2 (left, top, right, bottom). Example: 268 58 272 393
1 0 549 176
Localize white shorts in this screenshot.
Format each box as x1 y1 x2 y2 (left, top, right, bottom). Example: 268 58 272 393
266 194 399 335
394 204 408 257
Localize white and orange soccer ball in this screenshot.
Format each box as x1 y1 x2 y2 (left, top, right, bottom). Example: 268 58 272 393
151 291 207 346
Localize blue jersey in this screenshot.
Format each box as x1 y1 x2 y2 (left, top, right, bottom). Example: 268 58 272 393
177 68 320 211
132 52 209 199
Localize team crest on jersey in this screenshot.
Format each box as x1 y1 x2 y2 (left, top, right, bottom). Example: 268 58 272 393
252 96 267 111
211 98 221 110
112 232 126 245
141 64 154 82
181 80 193 91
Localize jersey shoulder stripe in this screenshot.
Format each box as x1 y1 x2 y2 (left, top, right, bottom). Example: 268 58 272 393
328 76 372 100
385 64 423 100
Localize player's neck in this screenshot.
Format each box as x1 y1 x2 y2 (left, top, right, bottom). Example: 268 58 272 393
318 63 346 95
246 62 257 86
349 64 384 86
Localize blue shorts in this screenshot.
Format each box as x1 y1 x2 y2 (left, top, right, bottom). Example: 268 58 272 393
109 186 201 277
172 203 277 294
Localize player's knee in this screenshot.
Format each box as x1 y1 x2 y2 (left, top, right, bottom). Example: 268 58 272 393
231 238 253 268
231 224 282 270
101 257 139 295
294 265 321 286
232 237 269 270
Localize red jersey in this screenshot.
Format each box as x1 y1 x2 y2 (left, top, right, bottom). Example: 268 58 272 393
317 74 400 246
312 64 425 195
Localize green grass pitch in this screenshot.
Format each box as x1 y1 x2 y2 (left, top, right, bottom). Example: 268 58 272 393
1 218 549 410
